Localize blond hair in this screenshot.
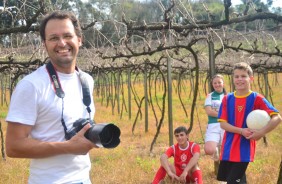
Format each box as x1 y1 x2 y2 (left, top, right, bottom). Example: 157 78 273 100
211 74 224 81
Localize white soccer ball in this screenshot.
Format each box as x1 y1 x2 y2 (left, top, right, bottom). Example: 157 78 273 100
246 109 270 129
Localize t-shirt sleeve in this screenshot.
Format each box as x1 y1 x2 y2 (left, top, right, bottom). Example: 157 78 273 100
165 146 174 157
191 143 200 154
254 94 279 115
204 93 212 107
6 80 38 125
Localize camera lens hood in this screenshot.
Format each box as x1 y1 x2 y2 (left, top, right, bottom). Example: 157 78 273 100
86 123 121 148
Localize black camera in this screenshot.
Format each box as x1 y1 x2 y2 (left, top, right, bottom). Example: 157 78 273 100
65 118 121 148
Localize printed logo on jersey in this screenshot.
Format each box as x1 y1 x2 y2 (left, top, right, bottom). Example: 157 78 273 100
237 105 244 112
181 153 187 162
212 96 220 100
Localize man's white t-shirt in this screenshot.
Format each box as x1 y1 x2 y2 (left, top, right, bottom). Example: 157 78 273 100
6 65 95 184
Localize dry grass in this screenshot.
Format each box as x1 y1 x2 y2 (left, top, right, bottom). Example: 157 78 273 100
0 73 282 184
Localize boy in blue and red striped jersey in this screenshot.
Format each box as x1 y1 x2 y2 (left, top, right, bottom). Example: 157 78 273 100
152 126 202 184
217 62 281 184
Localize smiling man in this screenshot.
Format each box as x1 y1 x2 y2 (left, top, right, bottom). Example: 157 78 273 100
5 11 96 184
41 11 82 73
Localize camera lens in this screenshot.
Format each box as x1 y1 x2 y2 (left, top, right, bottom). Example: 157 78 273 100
86 123 121 148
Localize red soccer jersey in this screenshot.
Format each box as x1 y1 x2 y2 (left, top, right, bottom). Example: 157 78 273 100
218 91 279 162
165 141 200 172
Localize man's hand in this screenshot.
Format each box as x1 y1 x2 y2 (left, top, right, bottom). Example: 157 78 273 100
67 123 98 154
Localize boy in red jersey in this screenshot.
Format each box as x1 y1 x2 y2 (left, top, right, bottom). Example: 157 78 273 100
217 62 281 184
152 126 203 184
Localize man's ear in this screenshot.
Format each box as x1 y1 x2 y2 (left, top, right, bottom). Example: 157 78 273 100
78 36 83 47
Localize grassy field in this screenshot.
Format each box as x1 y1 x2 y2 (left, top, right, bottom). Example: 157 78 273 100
0 73 281 184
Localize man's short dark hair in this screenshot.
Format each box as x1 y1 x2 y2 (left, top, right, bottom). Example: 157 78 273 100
39 10 82 41
174 126 188 135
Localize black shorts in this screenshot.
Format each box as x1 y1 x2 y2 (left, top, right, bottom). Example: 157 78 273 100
217 161 249 184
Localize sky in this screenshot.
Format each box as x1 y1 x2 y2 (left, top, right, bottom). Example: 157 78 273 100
231 0 282 8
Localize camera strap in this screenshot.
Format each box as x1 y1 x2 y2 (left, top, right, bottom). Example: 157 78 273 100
46 61 92 133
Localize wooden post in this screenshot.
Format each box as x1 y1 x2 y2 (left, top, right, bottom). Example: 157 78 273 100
263 70 269 146
208 40 215 91
117 71 121 115
208 39 220 176
277 158 282 184
127 68 131 120
167 57 173 146
0 121 6 161
1 75 3 106
144 62 148 132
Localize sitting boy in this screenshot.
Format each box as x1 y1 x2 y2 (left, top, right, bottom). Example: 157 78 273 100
152 126 203 184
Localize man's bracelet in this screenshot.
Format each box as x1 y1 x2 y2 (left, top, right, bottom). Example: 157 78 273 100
240 128 243 135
